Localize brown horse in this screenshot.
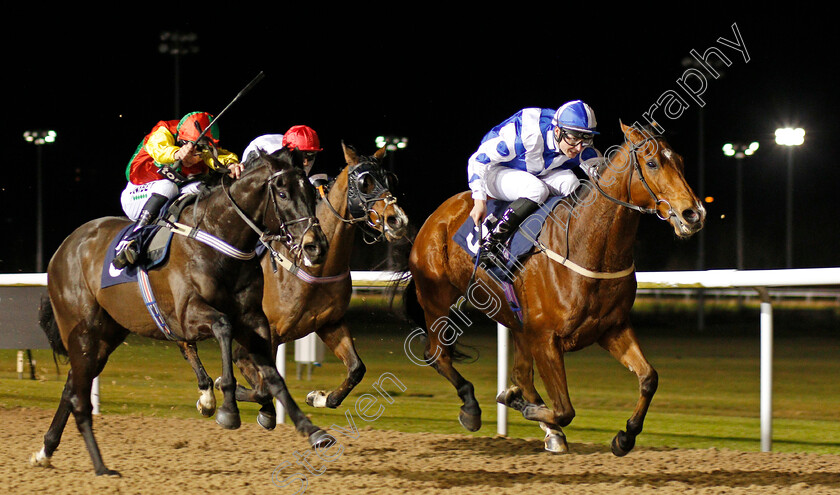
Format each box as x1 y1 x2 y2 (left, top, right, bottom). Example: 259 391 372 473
404 122 705 455
178 143 409 429
31 149 330 476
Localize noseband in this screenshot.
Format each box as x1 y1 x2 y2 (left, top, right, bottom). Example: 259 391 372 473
588 135 676 222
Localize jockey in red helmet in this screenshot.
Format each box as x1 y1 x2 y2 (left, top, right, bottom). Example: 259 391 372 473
242 125 322 175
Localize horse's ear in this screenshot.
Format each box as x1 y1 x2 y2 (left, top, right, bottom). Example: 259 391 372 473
342 141 360 166
620 120 646 145
373 146 387 162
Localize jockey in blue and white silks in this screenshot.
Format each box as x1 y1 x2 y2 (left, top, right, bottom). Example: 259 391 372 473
467 100 602 264
467 102 601 205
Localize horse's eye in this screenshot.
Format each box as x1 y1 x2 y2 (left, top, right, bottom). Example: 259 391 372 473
277 190 287 199
646 161 658 169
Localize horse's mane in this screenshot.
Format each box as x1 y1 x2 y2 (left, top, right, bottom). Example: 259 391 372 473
562 124 665 209
200 147 298 190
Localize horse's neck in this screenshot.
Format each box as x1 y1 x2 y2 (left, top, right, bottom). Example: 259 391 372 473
555 163 640 271
194 173 265 253
317 167 356 274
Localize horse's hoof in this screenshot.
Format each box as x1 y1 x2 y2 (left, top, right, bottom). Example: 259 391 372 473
215 409 241 430
196 398 215 418
257 410 276 431
458 409 482 432
544 432 569 453
306 390 329 408
610 430 635 457
213 377 222 391
29 449 51 468
96 468 122 477
308 429 334 449
540 422 569 454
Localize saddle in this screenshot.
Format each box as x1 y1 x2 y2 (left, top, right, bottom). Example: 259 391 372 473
101 192 199 289
452 195 568 324
452 195 567 284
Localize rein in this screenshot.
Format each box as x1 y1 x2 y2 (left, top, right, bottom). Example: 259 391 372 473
531 135 676 280
221 168 348 285
587 135 676 221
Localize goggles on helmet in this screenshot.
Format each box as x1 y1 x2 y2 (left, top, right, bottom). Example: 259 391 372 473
559 128 595 147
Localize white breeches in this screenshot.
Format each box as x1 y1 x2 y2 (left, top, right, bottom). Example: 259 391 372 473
120 180 201 220
484 166 580 204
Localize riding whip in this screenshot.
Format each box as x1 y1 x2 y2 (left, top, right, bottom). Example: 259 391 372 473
162 71 266 181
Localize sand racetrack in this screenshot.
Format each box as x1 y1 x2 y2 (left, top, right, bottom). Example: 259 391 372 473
3 407 839 494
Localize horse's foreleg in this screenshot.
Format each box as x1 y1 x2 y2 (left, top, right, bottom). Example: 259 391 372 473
307 319 366 409
509 329 545 405
598 325 658 457
177 342 216 417
209 314 241 430
230 344 277 430
506 329 567 452
235 329 332 448
529 334 576 429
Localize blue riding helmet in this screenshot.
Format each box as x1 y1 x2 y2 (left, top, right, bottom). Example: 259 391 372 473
552 100 599 135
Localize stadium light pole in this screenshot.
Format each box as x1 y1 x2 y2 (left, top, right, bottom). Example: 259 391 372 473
159 31 199 117
375 135 409 172
374 136 408 271
723 142 759 270
774 127 805 268
23 130 57 273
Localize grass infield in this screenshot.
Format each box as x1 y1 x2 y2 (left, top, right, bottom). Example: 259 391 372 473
2 298 838 454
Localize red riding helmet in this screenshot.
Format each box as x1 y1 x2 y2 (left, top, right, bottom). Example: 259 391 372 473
282 125 322 152
176 111 219 145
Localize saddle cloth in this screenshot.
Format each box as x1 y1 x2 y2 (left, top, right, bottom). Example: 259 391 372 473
452 195 567 284
100 194 197 289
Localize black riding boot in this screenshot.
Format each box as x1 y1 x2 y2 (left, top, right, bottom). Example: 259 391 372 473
112 193 168 269
478 197 539 265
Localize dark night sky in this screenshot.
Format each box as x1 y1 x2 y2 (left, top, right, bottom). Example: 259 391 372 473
3 11 839 273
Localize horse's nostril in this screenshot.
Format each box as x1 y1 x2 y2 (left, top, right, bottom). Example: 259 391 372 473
386 215 402 230
683 208 700 225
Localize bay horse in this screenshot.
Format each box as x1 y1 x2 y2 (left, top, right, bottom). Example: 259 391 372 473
178 142 409 429
31 148 330 476
404 122 705 455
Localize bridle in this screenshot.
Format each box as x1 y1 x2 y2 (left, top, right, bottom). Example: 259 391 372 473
587 135 676 222
321 159 400 244
526 134 679 280
223 164 320 264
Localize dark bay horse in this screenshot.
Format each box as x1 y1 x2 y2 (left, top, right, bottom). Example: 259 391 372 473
404 122 705 455
31 149 330 476
179 143 409 429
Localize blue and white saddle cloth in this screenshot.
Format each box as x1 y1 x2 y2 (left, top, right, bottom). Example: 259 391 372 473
452 195 566 283
452 195 567 323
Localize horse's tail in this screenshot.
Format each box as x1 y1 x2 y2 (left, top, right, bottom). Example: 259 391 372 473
401 278 478 364
38 294 68 358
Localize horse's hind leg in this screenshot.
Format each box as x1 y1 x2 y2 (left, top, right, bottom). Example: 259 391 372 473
306 319 366 409
177 342 216 417
598 325 658 457
30 371 74 468
33 317 128 476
